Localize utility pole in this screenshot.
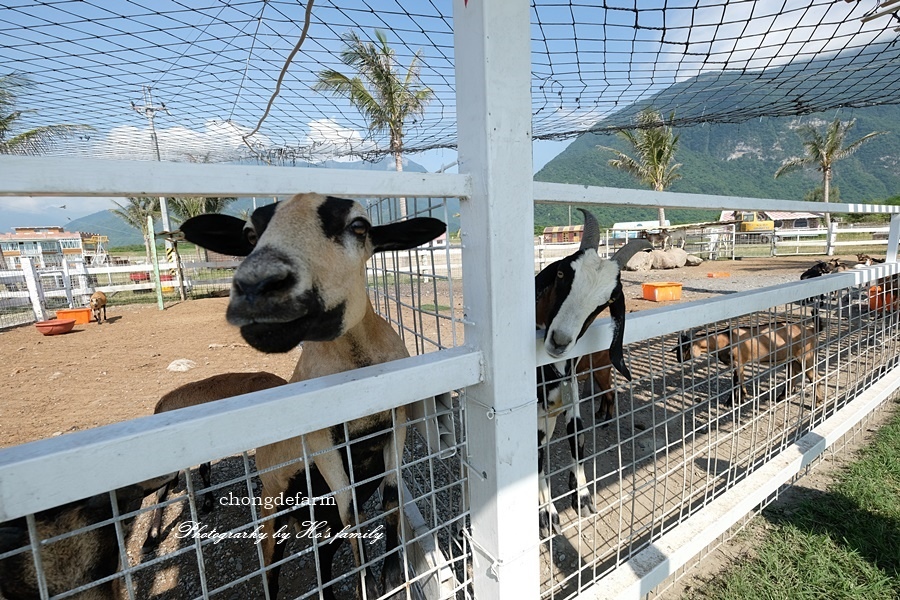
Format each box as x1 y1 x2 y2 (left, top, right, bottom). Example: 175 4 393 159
131 86 186 301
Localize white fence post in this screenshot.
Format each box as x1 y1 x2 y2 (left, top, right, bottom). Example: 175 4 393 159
887 214 900 263
454 1 539 598
826 220 837 256
20 257 48 322
61 259 74 308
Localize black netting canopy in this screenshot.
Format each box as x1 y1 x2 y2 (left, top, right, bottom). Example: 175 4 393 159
2 0 899 163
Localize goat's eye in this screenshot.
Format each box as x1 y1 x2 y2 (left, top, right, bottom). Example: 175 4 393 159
245 229 259 246
557 270 565 279
349 218 369 237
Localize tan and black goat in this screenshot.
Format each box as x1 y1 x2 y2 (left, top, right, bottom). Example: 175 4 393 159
673 313 823 404
177 194 446 600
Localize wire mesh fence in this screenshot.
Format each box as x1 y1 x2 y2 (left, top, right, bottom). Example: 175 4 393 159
534 273 900 598
3 1 900 162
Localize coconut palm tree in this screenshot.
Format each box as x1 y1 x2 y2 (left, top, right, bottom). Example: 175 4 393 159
0 74 93 154
313 29 433 217
597 108 681 228
775 117 887 231
110 197 160 265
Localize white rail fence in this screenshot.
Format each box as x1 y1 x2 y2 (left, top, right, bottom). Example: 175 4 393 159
2 155 900 600
3 3 900 598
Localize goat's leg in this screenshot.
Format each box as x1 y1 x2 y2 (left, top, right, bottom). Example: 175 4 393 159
537 407 561 538
258 498 281 598
565 405 596 517
309 433 379 600
379 408 407 597
198 461 214 513
144 478 175 549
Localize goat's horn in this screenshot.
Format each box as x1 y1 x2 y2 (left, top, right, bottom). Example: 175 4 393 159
578 208 601 251
612 238 653 268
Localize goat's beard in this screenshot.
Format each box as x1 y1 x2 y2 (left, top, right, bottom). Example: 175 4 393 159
236 301 347 353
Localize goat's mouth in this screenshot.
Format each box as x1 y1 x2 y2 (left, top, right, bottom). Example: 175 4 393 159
227 297 347 353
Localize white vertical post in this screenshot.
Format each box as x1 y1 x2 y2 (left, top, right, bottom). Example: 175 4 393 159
887 214 900 263
454 1 539 599
20 257 48 322
61 259 74 308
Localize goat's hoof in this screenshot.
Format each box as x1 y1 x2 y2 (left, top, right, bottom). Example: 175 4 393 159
539 508 562 539
201 496 215 514
574 493 597 517
381 554 404 597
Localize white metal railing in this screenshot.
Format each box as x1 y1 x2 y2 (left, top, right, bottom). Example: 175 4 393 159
0 160 899 600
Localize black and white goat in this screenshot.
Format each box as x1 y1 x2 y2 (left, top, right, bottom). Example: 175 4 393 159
535 209 651 537
176 194 445 600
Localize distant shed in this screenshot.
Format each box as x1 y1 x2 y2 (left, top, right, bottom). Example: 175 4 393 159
542 225 583 244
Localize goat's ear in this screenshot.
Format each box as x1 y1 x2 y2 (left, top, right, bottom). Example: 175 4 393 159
370 217 446 253
179 214 256 256
607 289 632 381
535 259 563 299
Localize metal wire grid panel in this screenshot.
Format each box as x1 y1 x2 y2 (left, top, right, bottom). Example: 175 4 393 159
3 1 900 161
0 200 473 600
535 274 900 598
0 402 471 599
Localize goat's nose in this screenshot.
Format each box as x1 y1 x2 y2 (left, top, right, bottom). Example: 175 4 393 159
232 272 293 304
547 331 573 356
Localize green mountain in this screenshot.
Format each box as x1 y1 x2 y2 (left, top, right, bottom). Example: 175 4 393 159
535 41 900 230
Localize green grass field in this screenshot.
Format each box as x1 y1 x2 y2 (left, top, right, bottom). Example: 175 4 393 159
686 401 900 600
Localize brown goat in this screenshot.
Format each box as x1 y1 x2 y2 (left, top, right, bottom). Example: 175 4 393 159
0 475 175 600
145 372 287 548
857 253 885 266
89 291 107 324
639 228 670 249
575 350 616 421
673 316 822 403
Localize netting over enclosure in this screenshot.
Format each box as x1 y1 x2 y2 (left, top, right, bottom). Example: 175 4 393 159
3 0 900 163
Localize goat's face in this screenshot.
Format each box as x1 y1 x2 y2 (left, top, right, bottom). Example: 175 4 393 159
671 331 704 362
535 222 652 381
537 250 619 358
179 193 445 353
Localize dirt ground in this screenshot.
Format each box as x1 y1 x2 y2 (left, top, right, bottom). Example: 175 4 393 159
0 254 836 448
0 297 300 448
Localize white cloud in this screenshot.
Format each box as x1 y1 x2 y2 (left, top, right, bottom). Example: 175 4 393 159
75 119 270 163
303 118 378 162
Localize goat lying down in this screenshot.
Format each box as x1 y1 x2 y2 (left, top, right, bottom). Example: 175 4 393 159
0 475 175 600
535 209 651 537
673 312 823 404
177 194 445 600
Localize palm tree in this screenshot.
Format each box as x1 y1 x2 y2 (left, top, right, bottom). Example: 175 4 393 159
313 29 433 217
775 117 887 231
597 108 681 228
0 74 93 154
110 197 160 265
